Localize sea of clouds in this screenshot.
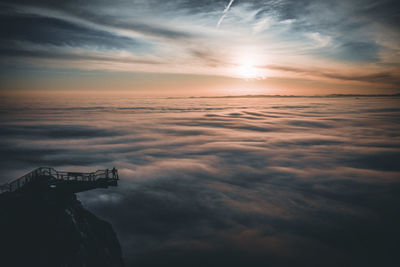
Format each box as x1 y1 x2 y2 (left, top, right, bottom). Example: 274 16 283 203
0 96 399 266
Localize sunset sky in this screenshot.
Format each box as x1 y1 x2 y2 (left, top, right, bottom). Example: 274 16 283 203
1 0 399 96
1 2 400 266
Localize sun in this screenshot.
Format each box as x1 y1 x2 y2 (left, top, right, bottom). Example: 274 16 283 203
235 59 264 79
237 62 257 79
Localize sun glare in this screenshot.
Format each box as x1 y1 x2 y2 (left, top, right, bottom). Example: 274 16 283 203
235 58 265 80
238 62 257 79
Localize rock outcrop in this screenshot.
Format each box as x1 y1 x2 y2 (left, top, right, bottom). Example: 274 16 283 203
0 191 124 267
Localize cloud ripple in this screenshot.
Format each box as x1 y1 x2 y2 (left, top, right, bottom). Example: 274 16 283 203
0 96 399 267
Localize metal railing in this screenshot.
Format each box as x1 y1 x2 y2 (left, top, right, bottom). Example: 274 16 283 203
0 167 119 194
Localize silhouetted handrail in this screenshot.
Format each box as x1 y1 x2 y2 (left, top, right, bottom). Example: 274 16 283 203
0 167 119 194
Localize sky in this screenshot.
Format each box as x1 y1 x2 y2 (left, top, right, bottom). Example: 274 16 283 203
0 96 399 266
0 0 399 96
1 1 399 265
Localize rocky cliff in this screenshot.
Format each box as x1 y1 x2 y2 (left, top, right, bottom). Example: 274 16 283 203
0 191 124 267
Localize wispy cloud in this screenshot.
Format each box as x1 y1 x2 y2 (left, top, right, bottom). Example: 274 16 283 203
264 64 400 86
0 0 399 94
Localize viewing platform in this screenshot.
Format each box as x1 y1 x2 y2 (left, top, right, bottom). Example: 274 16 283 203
0 167 119 195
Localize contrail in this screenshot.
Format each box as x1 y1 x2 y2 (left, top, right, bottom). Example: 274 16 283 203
217 0 235 28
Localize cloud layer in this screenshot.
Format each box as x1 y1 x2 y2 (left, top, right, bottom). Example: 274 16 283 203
0 96 399 266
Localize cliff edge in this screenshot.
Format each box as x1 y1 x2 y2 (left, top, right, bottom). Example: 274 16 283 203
0 191 124 267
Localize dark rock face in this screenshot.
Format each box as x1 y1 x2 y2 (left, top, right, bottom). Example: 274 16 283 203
0 192 124 267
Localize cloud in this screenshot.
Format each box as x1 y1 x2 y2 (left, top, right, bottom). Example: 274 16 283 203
333 41 381 62
1 96 400 266
0 47 163 67
0 15 145 50
0 0 400 262
305 32 332 48
264 64 400 86
0 0 399 91
0 124 121 139
343 150 400 172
